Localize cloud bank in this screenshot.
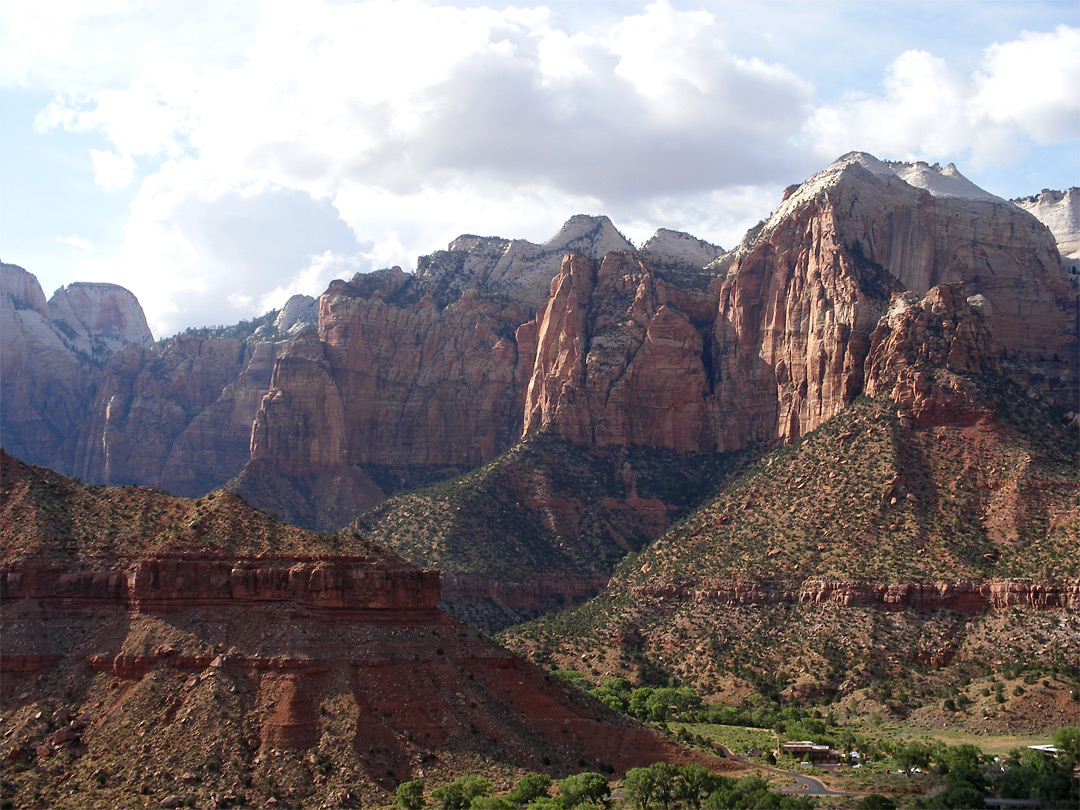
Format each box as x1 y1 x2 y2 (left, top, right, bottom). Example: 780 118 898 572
4 1 1078 337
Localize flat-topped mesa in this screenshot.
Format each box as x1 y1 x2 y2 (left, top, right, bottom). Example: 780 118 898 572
1 555 441 613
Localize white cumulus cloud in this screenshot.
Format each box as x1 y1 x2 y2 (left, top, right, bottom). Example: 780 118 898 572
805 25 1080 169
8 1 1078 336
89 149 136 189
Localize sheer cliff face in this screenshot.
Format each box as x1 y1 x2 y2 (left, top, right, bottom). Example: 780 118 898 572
521 252 719 451
243 158 1077 529
74 335 256 492
0 264 153 471
709 154 1077 447
713 197 891 449
250 273 528 471
6 156 1076 534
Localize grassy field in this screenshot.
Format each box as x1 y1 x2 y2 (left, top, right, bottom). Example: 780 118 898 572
673 722 778 757
670 720 1065 805
881 729 1055 757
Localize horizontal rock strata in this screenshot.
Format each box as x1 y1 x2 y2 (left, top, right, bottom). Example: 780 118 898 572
633 579 1080 612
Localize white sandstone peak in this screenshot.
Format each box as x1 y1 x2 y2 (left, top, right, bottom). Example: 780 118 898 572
641 228 725 267
1012 187 1080 261
764 151 1006 236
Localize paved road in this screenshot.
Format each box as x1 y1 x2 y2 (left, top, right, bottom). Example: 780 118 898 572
714 744 848 797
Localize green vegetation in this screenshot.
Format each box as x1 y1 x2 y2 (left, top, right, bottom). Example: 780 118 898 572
397 780 426 810
502 389 1079 709
413 764 817 810
357 429 750 582
171 309 280 342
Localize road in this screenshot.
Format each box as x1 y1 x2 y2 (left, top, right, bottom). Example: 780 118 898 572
714 744 848 797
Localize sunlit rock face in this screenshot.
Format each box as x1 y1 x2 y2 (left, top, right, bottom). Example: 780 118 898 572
521 251 719 451
1013 186 1080 273
0 264 152 471
710 153 1078 448
4 154 1077 537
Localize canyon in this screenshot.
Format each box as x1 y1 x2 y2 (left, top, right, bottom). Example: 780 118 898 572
2 151 1078 806
2 152 1077 621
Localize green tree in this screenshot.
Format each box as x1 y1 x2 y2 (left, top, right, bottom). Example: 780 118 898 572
434 781 466 810
648 762 680 810
676 764 719 810
435 775 493 810
934 781 985 809
894 740 931 774
1052 726 1079 762
628 687 656 720
592 678 632 713
471 798 512 810
623 767 657 810
396 780 425 810
507 773 552 806
558 772 610 808
554 670 589 690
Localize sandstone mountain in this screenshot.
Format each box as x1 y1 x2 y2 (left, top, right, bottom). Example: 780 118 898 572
0 451 713 809
0 263 153 472
2 152 1076 611
501 348 1079 731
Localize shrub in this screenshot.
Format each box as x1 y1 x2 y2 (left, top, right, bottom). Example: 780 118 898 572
558 772 610 807
396 780 424 810
507 773 551 806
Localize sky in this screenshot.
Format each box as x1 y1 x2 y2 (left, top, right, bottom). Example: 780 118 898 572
2 0 1078 339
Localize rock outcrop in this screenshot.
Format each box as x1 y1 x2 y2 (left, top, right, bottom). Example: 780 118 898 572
864 283 999 425
5 155 1077 563
0 264 152 471
641 228 725 267
1013 187 1080 272
250 271 527 472
417 214 635 310
710 153 1078 449
632 578 1080 612
521 252 720 450
74 335 253 491
0 458 712 809
46 281 154 358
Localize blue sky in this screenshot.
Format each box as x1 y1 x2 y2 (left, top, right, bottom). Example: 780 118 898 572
2 0 1077 337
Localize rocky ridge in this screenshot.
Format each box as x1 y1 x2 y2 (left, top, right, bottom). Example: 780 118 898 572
0 452 714 809
500 385 1079 724
3 152 1077 589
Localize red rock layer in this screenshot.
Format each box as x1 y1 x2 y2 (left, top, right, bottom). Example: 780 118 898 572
521 252 719 450
251 272 529 471
633 579 1080 612
0 555 440 613
864 282 999 424
1 557 707 807
440 572 611 616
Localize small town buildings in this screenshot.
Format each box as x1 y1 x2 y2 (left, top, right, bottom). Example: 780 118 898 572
779 741 841 765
